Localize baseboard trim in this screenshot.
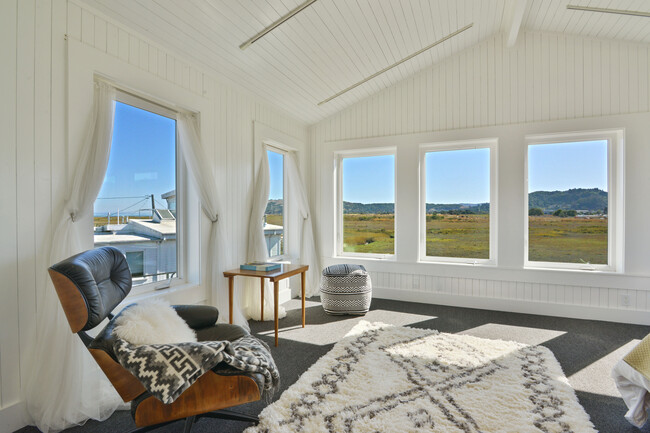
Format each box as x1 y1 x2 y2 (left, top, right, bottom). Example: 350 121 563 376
0 400 29 432
373 287 650 326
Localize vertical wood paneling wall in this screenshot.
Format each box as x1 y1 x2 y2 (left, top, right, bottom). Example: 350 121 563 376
0 0 307 425
310 31 650 325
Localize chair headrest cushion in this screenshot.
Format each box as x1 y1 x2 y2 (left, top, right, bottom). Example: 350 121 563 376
50 246 132 330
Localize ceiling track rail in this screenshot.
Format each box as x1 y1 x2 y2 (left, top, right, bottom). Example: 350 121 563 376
318 23 474 106
566 5 650 18
240 0 318 50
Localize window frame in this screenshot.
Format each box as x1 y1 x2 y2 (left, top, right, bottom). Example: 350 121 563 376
264 143 290 262
418 139 498 266
524 129 624 272
335 147 397 259
96 88 186 292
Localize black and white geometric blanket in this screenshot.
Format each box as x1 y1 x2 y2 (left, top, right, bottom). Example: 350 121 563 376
114 335 279 404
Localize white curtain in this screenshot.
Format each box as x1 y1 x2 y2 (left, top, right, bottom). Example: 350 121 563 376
24 81 123 432
176 114 248 329
285 152 321 297
243 150 287 320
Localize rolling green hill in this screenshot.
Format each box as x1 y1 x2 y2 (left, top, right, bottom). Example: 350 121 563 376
265 188 607 215
528 188 607 212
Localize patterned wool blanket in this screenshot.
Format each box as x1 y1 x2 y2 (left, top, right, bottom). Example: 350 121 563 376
114 335 279 404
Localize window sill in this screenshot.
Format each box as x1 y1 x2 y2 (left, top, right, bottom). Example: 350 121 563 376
334 253 396 261
124 280 205 306
418 259 497 267
523 263 618 274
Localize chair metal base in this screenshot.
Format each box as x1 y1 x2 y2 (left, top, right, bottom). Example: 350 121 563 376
128 409 260 433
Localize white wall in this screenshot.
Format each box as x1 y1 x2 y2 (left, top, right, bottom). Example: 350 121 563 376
0 0 308 430
310 31 650 327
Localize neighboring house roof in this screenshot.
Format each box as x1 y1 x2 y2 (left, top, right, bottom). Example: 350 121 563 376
94 233 155 245
129 219 177 238
94 218 176 245
161 190 175 199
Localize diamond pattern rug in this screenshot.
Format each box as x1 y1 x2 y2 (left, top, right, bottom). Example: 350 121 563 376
246 321 596 433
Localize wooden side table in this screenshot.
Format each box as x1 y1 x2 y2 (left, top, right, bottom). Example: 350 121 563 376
223 264 309 346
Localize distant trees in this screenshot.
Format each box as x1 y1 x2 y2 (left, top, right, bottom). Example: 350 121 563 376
528 188 607 212
529 207 544 216
552 209 577 217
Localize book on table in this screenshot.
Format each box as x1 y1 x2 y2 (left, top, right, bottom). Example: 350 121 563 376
240 262 282 272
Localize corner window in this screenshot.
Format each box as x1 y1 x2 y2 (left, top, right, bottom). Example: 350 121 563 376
525 130 623 271
265 148 286 259
420 140 497 264
336 150 396 257
94 93 179 287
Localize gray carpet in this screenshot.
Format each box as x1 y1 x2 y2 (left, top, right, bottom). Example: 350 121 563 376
17 297 650 433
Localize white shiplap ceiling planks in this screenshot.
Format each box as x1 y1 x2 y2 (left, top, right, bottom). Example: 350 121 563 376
77 0 649 124
525 0 650 43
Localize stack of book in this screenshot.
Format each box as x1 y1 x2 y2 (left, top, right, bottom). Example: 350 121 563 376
240 262 282 272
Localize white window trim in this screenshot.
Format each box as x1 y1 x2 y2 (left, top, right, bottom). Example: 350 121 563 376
105 89 188 294
335 147 397 259
524 129 625 273
69 39 210 304
418 139 498 266
264 144 291 262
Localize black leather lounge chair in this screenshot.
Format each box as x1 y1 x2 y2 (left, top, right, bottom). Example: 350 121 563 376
48 246 264 432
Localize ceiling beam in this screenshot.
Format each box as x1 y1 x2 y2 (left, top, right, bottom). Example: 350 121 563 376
506 0 528 48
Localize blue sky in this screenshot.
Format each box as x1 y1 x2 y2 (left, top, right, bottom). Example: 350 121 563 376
267 149 284 200
426 148 490 203
94 102 176 215
343 155 395 203
528 140 607 193
96 102 608 212
341 141 607 204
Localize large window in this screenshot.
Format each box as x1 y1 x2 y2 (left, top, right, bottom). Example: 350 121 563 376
337 151 395 256
420 140 497 264
94 93 179 287
265 148 286 258
525 130 623 270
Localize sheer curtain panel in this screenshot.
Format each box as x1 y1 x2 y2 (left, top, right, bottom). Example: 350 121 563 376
24 81 123 432
176 114 248 329
286 152 321 297
244 150 287 320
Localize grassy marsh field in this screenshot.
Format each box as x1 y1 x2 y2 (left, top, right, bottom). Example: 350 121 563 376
93 216 150 227
338 213 608 263
528 215 607 264
265 214 284 227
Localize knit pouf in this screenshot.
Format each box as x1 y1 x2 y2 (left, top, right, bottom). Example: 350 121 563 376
320 264 372 315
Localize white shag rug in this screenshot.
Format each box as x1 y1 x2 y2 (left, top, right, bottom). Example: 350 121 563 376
246 321 596 433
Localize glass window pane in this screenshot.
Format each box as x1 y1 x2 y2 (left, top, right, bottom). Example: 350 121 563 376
94 100 178 286
528 140 608 264
265 150 284 258
125 251 144 277
425 148 490 259
342 154 395 254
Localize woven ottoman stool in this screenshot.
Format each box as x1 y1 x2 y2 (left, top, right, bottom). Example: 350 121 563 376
320 264 372 315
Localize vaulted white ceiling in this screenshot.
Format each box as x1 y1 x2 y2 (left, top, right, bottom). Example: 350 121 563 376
79 0 650 124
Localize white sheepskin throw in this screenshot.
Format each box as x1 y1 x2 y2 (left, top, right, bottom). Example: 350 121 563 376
246 321 596 433
114 299 197 346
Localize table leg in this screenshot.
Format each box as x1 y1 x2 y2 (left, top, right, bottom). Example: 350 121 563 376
274 281 279 347
228 276 234 325
301 271 306 328
260 278 265 321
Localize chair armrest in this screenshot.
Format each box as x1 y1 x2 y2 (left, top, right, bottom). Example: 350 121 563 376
172 305 219 329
